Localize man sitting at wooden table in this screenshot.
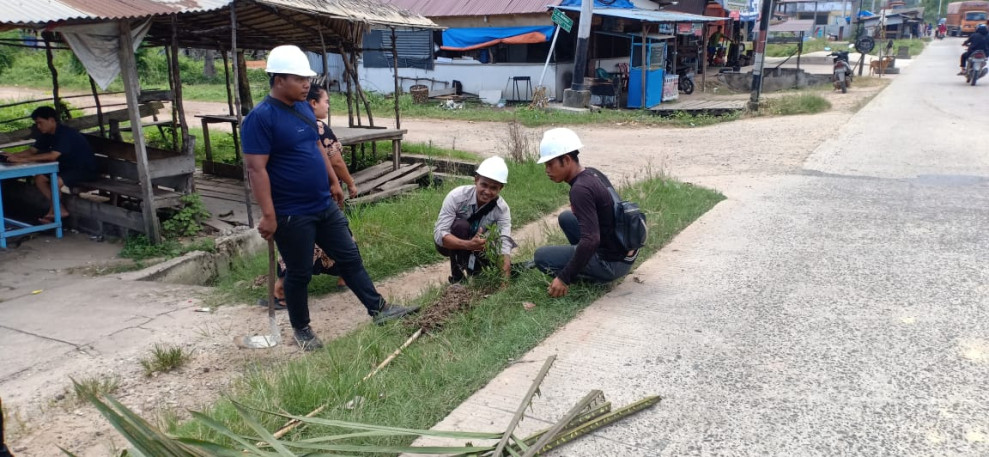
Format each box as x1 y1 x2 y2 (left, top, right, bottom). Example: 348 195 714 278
0 106 98 223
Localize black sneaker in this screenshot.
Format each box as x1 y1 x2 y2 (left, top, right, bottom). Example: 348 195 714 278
293 326 324 351
372 303 420 325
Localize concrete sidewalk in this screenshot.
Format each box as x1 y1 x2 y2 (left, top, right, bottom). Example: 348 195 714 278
412 41 989 455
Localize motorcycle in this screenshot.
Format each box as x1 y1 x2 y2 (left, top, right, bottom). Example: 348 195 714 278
677 67 695 94
828 50 853 93
965 50 988 85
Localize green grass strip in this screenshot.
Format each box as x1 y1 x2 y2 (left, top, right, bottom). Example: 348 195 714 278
174 175 724 449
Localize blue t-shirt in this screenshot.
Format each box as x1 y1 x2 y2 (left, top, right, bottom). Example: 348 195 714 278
241 99 331 216
33 124 98 186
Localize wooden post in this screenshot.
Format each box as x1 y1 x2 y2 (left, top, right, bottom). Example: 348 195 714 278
701 25 707 93
89 76 106 137
164 46 180 152
43 32 63 119
118 20 162 243
236 50 253 113
222 49 234 115
390 27 401 171
170 16 193 162
230 3 254 228
318 23 331 126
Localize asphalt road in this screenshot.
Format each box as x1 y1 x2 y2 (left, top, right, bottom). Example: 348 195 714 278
418 39 989 455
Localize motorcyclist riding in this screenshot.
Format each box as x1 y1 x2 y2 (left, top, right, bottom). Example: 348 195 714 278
959 24 989 75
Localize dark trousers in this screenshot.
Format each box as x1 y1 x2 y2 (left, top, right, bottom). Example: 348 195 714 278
962 51 971 68
274 206 383 330
436 218 489 280
533 210 631 283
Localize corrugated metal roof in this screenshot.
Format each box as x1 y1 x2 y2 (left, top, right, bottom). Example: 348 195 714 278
0 0 436 29
0 0 227 27
554 5 726 22
386 0 561 17
258 0 438 27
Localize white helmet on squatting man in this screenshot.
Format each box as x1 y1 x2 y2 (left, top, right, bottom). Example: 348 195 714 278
476 156 509 184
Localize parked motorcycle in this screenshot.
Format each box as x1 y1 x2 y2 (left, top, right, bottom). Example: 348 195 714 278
828 50 853 93
965 50 988 85
677 67 695 94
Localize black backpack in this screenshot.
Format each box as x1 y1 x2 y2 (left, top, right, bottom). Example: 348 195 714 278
606 186 647 252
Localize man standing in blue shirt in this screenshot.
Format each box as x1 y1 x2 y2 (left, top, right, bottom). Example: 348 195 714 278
241 45 416 351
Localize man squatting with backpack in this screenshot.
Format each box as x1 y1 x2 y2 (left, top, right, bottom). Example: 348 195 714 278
434 156 514 283
534 128 639 298
241 45 416 351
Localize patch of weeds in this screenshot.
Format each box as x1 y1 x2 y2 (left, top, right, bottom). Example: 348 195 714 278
504 117 537 162
666 110 741 127
760 94 831 116
72 375 121 401
120 235 215 261
162 193 211 238
140 344 191 377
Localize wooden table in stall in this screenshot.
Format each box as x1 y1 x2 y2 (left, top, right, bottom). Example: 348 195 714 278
195 114 407 177
0 162 62 248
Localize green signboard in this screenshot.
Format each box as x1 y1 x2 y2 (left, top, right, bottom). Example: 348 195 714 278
552 9 574 33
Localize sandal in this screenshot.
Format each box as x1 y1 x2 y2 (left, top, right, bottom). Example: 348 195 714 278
256 297 288 310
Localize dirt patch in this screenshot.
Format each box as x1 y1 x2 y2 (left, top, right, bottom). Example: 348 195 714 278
408 285 478 333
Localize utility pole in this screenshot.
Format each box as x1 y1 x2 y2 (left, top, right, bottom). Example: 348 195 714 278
563 0 594 108
572 0 593 90
748 0 775 110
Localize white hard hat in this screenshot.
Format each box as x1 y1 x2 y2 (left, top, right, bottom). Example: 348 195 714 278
538 128 583 164
265 45 316 77
476 156 508 184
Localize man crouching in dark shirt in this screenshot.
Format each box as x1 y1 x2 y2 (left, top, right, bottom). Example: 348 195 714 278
533 128 636 298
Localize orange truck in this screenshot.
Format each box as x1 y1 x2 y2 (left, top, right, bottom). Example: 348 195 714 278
946 1 989 36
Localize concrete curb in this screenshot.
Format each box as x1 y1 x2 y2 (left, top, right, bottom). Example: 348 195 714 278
117 227 266 285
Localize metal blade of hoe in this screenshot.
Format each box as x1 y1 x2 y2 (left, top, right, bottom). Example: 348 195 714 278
237 240 280 349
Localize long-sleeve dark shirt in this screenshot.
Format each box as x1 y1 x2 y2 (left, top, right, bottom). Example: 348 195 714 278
558 168 627 284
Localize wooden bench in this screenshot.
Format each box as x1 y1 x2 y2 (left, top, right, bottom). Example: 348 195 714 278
63 135 195 235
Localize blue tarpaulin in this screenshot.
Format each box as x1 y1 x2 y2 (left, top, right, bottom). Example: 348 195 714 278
559 0 635 8
441 26 556 51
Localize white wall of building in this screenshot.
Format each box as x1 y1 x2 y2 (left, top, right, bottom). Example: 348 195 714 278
359 61 564 101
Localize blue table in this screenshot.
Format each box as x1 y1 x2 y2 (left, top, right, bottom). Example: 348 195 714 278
0 162 62 248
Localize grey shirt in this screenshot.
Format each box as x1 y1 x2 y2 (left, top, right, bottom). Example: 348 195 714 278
434 185 513 255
